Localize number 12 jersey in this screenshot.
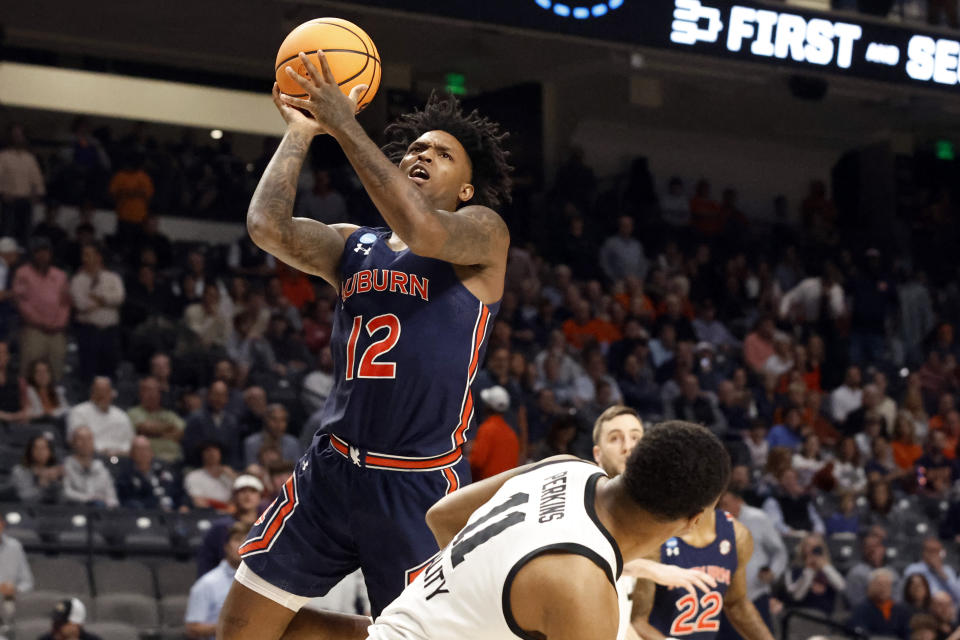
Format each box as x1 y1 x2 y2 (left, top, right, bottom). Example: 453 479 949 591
367 460 627 640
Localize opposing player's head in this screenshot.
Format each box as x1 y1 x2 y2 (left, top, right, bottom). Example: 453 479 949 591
592 405 644 477
620 421 730 540
384 93 512 212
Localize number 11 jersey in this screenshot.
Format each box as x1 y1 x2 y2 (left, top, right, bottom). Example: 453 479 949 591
367 459 627 640
322 226 500 461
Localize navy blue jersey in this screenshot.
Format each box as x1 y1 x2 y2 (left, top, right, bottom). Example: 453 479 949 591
649 510 739 639
315 227 499 464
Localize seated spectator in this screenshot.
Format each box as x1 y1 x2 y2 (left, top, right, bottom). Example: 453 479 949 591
865 434 901 484
763 333 794 379
67 376 134 457
263 312 313 374
844 383 886 437
301 297 333 356
62 425 118 507
182 380 241 469
469 386 520 481
226 312 278 382
762 468 825 535
11 434 63 504
185 522 252 640
122 263 174 329
717 380 750 432
265 276 302 331
829 437 865 494
904 538 960 607
767 407 805 450
916 430 957 495
831 366 864 425
226 234 274 278
903 384 930 444
847 568 911 639
147 352 179 410
0 512 34 609
599 215 648 283
691 299 739 354
236 385 268 441
114 436 182 510
562 299 620 350
744 419 769 470
184 284 232 349
785 532 846 616
184 442 236 511
743 316 776 374
943 411 960 461
873 371 898 435
0 341 21 419
196 474 264 576
929 393 955 434
846 533 900 606
902 574 932 615
530 415 579 460
826 491 860 536
242 404 302 467
21 359 69 421
893 410 925 471
302 347 335 415
128 376 185 464
929 592 960 640
573 349 623 409
38 598 101 640
666 373 723 435
792 434 825 487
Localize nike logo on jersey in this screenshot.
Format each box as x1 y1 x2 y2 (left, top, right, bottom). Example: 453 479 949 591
341 269 430 302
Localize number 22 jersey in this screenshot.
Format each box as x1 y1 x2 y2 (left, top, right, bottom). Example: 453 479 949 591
319 226 500 460
367 460 627 640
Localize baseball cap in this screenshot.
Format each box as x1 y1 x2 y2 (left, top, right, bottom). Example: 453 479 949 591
0 237 21 254
233 474 264 493
52 598 86 626
480 386 510 413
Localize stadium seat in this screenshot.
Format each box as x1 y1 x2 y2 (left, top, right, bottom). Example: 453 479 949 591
28 556 91 596
16 590 93 621
168 510 216 554
13 616 52 640
34 505 91 547
94 593 160 627
92 558 156 597
827 535 859 572
154 560 197 596
1 504 40 545
157 627 187 640
93 510 170 551
84 621 140 640
159 594 189 628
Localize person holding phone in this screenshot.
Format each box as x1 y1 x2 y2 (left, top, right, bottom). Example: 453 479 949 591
784 533 846 616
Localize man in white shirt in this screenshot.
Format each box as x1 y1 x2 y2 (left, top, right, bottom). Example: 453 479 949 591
599 216 648 283
69 242 125 383
0 237 21 339
67 377 134 457
0 511 34 627
904 538 960 607
778 265 845 326
0 125 45 242
63 425 118 507
187 522 252 640
830 366 864 424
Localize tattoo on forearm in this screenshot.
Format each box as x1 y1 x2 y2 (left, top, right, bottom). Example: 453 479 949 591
248 130 310 254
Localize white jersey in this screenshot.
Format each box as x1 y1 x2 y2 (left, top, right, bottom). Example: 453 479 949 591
368 460 625 640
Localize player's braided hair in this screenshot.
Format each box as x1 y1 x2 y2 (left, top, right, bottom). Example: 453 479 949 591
383 92 513 210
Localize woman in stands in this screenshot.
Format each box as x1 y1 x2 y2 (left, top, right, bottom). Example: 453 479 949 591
784 532 846 616
11 434 63 503
22 359 69 421
903 573 932 615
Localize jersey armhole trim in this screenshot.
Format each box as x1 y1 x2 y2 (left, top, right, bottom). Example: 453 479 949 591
501 542 617 640
584 472 624 579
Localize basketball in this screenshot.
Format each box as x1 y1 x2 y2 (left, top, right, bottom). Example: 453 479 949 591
275 18 381 110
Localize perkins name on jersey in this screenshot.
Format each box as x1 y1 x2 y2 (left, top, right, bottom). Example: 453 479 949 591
341 269 430 302
539 471 569 523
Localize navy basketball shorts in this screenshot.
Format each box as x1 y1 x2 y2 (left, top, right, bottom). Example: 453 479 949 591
237 433 470 617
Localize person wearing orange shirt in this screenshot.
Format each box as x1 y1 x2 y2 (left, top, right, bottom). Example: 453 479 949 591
108 153 154 244
562 299 621 350
891 411 924 470
469 386 519 481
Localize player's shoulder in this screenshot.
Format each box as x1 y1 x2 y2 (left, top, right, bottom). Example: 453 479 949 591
728 513 754 557
508 552 619 640
458 205 509 237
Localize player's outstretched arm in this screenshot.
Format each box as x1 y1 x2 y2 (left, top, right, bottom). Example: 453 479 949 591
623 558 717 596
628 578 668 640
511 553 620 640
722 522 774 640
279 53 509 268
246 83 359 289
425 455 579 548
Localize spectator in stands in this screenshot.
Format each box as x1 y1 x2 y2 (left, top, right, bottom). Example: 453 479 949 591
573 349 623 408
929 592 960 640
274 262 315 312
13 237 69 380
295 168 347 224
0 513 32 628
38 597 100 640
902 574 932 615
763 468 825 534
846 533 900 606
196 474 264 576
763 333 794 379
562 299 620 350
792 434 826 487
665 373 723 434
114 435 182 510
844 383 886 437
743 316 776 374
67 377 134 457
263 312 312 374
833 437 867 493
785 532 846 616
20 359 68 422
70 241 125 382
128 376 185 464
0 238 21 341
766 406 805 450
184 284 232 349
825 491 860 536
692 298 739 353
62 425 118 507
11 434 63 504
904 538 960 607
899 270 936 367
182 380 240 469
847 568 912 639
226 234 275 279
108 151 154 244
186 521 252 640
915 431 956 497
149 352 178 411
848 249 897 368
743 419 769 469
242 403 301 467
265 276 302 331
599 215 648 283
134 215 172 270
184 442 236 511
469 386 520 481
893 410 926 471
778 262 845 328
831 365 863 424
719 489 787 631
122 261 171 333
689 178 724 236
0 124 45 243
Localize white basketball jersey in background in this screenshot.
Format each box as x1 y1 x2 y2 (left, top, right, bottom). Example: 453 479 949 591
367 459 626 640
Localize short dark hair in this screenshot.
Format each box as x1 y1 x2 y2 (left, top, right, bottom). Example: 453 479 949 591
622 421 731 520
383 93 513 209
592 405 641 445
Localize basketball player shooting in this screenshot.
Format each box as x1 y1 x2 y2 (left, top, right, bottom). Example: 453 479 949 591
218 51 512 639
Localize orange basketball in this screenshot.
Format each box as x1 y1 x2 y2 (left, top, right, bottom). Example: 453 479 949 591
275 18 381 110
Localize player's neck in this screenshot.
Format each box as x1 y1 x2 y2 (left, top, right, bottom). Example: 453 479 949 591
595 477 680 562
681 509 717 548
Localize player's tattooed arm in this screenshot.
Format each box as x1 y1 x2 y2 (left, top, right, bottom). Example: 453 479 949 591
247 90 357 289
722 523 774 640
332 119 509 268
